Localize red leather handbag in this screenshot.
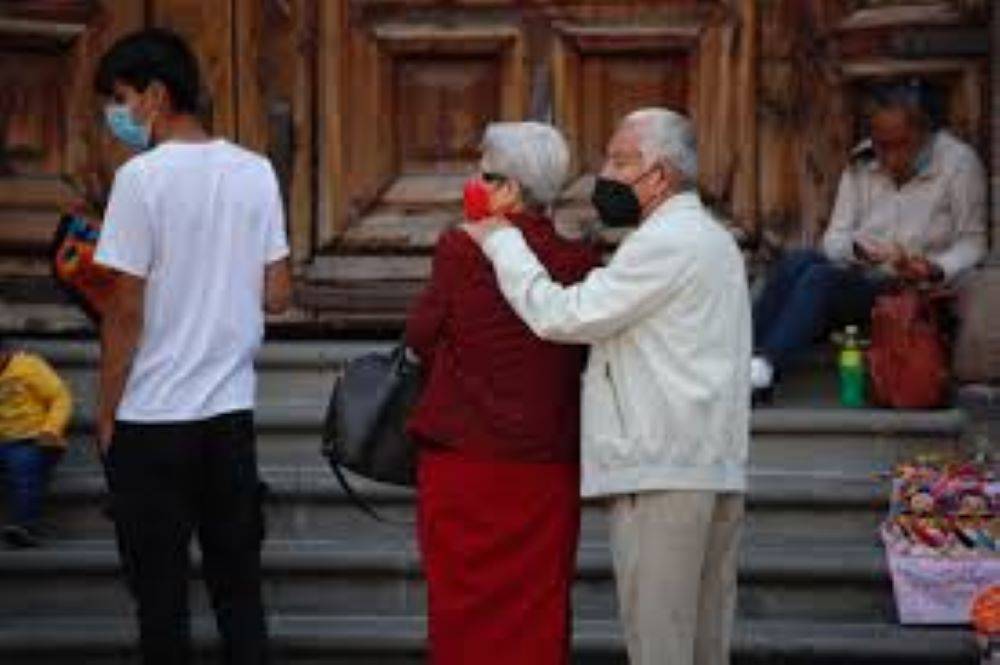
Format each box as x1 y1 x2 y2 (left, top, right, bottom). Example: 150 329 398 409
866 288 950 409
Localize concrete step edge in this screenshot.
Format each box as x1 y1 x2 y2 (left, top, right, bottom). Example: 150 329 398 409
45 467 891 509
751 407 965 435
0 615 977 659
12 339 393 369
66 404 327 433
0 538 889 582
13 340 967 436
61 406 968 437
4 341 840 374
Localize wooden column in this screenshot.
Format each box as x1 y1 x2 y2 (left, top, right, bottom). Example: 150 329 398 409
317 0 348 246
286 0 317 267
234 0 316 267
731 0 758 235
695 0 758 234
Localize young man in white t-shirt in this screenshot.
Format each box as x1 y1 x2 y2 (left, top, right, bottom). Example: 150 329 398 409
93 28 291 665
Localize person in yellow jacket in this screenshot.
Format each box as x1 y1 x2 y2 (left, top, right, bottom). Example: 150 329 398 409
0 341 73 548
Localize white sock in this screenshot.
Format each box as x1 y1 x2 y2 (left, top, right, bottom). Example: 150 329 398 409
750 356 774 390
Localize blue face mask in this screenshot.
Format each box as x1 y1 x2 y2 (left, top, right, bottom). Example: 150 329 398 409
104 103 151 151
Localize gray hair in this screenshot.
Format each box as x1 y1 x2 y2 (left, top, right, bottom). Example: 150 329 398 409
622 108 698 188
480 121 570 208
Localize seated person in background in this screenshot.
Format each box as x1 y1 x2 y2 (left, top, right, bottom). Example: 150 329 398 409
751 80 987 400
0 339 73 548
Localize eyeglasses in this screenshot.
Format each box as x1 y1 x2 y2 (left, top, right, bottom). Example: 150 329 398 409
481 172 508 185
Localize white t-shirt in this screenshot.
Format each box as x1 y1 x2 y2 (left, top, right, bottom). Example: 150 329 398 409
96 139 289 422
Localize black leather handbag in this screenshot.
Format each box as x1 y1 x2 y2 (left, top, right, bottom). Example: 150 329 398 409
321 343 422 518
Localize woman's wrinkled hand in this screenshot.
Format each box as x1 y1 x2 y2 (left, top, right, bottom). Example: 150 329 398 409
460 216 512 246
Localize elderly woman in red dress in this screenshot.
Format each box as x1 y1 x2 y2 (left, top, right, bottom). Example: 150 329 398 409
406 121 601 665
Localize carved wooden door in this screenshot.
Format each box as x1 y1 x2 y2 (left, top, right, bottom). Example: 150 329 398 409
0 1 99 261
314 0 757 265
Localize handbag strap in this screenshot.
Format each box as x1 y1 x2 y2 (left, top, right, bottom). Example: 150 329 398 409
329 459 414 526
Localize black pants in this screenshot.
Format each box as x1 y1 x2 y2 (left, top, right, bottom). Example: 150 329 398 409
103 410 268 665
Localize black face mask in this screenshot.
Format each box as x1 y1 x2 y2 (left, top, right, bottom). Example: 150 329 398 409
590 167 657 228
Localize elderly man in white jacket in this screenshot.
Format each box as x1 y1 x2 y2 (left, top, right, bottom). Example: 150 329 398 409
464 107 751 665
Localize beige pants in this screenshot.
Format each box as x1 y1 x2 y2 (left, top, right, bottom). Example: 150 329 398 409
609 490 744 665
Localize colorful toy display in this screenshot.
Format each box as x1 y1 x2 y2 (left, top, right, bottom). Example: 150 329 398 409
881 457 999 625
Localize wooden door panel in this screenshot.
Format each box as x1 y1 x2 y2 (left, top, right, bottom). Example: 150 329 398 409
0 53 66 178
323 0 749 258
555 23 698 186
370 23 525 193
578 51 691 170
0 6 92 257
318 9 528 248
396 56 503 173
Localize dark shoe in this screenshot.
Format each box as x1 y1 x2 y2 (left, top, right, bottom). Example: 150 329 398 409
2 524 41 549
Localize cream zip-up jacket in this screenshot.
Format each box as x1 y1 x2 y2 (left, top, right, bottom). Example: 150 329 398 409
482 192 751 497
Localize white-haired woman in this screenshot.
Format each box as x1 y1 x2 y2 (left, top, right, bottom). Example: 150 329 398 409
405 122 601 665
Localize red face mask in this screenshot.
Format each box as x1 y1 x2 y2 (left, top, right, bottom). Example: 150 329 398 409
463 178 492 222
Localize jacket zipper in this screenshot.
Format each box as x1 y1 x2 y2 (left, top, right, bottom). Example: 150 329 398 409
605 362 627 434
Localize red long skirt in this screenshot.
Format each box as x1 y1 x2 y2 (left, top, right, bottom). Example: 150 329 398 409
417 449 581 665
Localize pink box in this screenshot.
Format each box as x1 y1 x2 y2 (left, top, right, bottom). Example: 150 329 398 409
883 527 1000 625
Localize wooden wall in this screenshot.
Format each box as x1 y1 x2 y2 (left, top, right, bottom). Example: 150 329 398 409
0 0 993 328
309 1 761 258
0 0 315 271
757 0 991 253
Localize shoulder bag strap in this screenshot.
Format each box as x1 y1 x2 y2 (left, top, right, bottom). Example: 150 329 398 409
329 460 404 524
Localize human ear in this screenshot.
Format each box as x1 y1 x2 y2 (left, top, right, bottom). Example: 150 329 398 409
142 80 170 116
660 162 684 194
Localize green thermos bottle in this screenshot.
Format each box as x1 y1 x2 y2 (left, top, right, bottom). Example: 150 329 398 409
838 325 866 408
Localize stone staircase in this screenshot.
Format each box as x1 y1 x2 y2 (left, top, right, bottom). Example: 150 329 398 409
0 339 981 664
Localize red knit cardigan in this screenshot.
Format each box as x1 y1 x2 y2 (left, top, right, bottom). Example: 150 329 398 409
405 213 601 463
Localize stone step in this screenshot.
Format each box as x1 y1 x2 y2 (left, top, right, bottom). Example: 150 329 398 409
0 615 978 665
0 339 979 664
13 339 381 372
747 407 965 476
14 339 968 420
29 467 891 544
15 336 968 475
0 537 897 624
38 410 963 551
52 404 965 470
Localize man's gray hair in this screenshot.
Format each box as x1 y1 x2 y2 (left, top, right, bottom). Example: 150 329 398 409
480 121 570 208
623 108 698 187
